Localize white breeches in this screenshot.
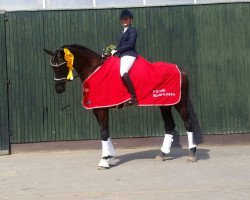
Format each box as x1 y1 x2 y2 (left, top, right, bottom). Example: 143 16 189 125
120 56 136 77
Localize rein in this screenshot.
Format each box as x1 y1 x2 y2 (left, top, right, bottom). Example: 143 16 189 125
51 45 106 83
73 60 105 79
51 60 104 82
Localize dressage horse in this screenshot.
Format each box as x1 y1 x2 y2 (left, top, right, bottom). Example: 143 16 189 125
44 44 197 169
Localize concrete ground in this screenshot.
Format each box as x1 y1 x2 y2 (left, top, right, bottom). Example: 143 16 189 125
1 145 250 200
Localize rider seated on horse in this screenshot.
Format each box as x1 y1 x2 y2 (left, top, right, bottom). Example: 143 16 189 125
111 9 138 106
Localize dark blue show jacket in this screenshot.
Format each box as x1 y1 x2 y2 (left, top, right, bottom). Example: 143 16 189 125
115 25 138 58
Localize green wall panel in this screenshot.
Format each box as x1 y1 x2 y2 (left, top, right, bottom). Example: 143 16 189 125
194 4 250 134
2 3 250 143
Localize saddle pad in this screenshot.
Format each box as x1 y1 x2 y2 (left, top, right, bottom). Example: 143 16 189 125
82 56 181 109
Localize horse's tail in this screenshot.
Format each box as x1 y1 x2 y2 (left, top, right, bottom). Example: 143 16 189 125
185 74 203 145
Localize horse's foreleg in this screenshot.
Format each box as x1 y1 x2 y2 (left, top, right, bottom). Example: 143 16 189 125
93 108 116 169
155 106 175 162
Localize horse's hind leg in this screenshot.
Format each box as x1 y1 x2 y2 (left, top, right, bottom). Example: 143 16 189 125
93 108 116 169
174 102 197 162
155 106 175 162
174 81 197 162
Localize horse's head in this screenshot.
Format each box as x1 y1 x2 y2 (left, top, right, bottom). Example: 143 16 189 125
44 44 105 94
44 48 69 94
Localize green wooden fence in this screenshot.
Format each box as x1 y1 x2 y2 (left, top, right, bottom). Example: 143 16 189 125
0 3 249 149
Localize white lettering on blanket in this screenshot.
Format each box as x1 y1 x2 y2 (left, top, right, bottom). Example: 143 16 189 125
153 89 175 98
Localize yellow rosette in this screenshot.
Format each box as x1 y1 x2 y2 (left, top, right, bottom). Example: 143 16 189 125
64 48 74 80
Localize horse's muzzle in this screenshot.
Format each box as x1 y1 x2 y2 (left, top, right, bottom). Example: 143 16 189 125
55 82 66 94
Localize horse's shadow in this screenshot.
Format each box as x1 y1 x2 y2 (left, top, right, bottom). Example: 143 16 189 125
114 148 210 167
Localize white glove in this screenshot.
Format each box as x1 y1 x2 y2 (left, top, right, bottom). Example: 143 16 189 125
111 50 117 55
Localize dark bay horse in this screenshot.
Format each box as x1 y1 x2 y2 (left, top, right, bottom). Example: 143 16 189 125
44 44 197 169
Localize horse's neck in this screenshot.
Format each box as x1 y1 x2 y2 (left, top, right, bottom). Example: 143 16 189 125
71 48 105 81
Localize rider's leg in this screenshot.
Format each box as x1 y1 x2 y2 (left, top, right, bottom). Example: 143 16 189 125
120 56 138 105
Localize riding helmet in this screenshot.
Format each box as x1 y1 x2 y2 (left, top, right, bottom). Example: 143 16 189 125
120 9 133 20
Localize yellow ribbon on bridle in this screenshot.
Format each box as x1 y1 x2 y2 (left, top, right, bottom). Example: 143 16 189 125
64 48 74 80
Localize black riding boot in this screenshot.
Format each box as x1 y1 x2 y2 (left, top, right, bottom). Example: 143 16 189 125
121 73 138 105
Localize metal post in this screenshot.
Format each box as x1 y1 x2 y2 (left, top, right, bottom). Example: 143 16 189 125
0 10 10 155
42 0 46 9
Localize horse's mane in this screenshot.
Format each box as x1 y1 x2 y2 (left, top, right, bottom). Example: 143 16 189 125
61 44 99 56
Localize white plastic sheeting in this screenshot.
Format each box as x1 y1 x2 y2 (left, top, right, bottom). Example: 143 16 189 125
196 0 248 3
146 0 194 6
95 0 143 8
45 0 93 9
0 0 249 11
0 0 43 11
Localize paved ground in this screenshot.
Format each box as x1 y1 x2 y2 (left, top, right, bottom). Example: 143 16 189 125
1 145 250 200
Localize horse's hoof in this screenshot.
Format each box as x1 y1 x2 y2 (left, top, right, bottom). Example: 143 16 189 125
108 157 116 166
187 156 198 163
97 166 109 170
155 152 169 162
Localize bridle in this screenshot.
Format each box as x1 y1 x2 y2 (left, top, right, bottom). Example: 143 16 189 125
50 60 68 83
50 59 105 83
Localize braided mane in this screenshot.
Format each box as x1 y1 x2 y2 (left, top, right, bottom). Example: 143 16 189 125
61 44 100 56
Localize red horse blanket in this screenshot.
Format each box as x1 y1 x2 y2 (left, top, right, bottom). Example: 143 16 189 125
82 56 181 109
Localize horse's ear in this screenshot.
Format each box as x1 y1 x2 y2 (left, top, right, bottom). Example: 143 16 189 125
43 49 54 56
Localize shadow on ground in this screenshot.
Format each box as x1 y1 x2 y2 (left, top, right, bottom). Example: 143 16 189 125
114 148 210 167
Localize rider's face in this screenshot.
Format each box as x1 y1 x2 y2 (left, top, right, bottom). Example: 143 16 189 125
120 17 132 27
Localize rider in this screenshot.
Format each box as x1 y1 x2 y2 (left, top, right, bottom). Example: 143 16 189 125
111 9 138 105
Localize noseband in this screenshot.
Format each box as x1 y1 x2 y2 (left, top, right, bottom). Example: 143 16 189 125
50 60 68 83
